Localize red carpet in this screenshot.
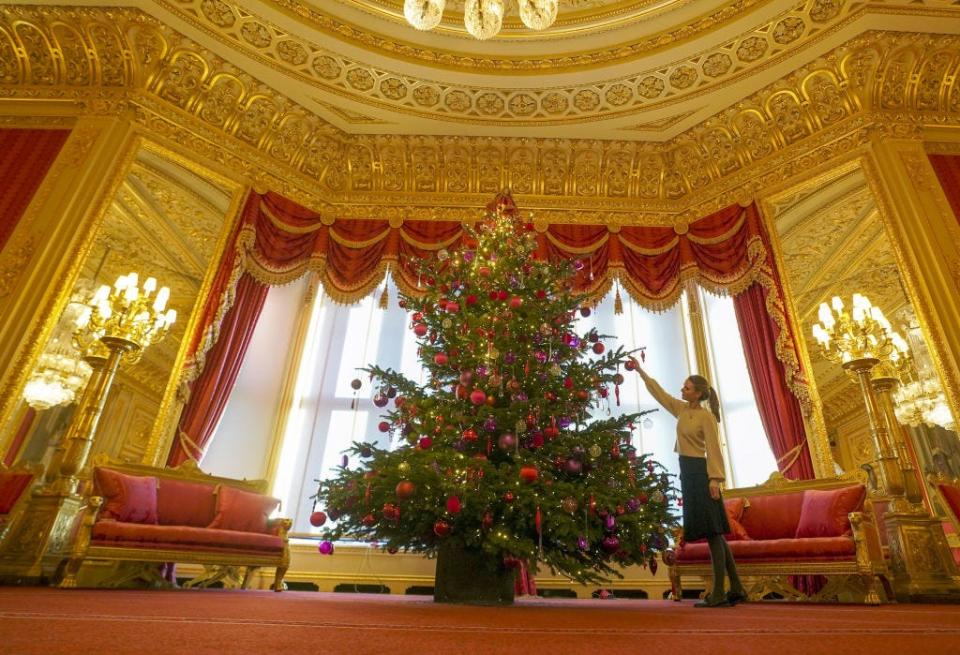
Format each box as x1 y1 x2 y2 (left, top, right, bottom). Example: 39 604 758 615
1 587 959 654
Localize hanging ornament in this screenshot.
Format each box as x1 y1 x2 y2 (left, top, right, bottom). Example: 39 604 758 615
309 510 327 527
614 283 623 316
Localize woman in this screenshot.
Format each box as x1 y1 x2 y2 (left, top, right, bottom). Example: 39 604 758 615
630 358 746 607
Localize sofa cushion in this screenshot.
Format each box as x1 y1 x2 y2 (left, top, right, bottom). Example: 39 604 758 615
156 479 216 527
795 485 866 538
938 483 960 521
0 472 33 514
94 468 158 524
91 521 283 554
739 491 805 540
688 497 749 542
208 485 279 533
677 536 856 563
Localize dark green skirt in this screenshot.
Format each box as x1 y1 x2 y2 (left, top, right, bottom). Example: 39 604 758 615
679 455 729 541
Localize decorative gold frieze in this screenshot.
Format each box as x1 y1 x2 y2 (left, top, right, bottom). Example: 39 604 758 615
4 8 960 212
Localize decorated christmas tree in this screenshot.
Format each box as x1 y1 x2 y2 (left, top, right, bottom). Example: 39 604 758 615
313 192 676 603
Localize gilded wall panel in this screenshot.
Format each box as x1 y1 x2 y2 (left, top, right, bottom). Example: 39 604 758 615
507 148 535 195
602 150 632 198
412 146 439 193
444 144 471 193
347 144 374 191
0 25 21 85
572 149 601 197
477 146 504 195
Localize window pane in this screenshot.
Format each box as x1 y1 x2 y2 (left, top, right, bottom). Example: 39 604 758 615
700 289 777 487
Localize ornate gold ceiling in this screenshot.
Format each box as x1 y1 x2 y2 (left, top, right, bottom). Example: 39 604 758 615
3 1 960 216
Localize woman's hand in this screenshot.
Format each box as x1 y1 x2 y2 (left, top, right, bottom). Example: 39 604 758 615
708 479 721 500
628 356 645 377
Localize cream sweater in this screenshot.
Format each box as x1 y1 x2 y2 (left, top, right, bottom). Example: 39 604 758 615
641 372 726 482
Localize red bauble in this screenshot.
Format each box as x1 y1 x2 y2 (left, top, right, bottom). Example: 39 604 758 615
543 426 559 439
535 289 546 299
466 294 478 305
488 291 498 301
455 384 469 400
612 373 624 385
434 352 448 366
396 480 416 499
418 436 433 449
497 290 508 301
382 503 400 521
624 359 637 371
592 342 605 354
412 312 424 322
469 389 487 405
576 390 590 401
446 496 462 514
433 519 451 537
519 465 539 483
503 491 515 503
563 377 574 389
478 266 492 277
509 296 523 309
482 511 494 529
378 421 391 432
462 428 478 442
413 323 428 337
309 511 327 527
446 302 460 313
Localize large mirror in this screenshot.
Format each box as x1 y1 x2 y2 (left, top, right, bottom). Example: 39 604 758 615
771 165 958 502
7 141 239 472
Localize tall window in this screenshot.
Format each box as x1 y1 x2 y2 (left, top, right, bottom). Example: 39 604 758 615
204 277 781 534
700 288 777 487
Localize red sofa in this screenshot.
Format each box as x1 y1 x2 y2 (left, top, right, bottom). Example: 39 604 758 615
931 475 960 567
0 466 36 545
60 458 290 591
665 474 890 603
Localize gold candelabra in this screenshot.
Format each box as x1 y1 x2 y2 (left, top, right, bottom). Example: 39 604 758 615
812 294 960 599
812 294 908 499
53 273 176 490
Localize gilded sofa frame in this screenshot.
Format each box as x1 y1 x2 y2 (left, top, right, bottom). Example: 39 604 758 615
59 456 291 591
665 473 891 604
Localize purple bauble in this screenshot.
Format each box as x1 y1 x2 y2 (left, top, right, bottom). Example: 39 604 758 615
577 535 589 551
604 515 617 531
558 416 572 429
484 416 498 432
498 433 516 450
514 392 528 402
567 335 580 348
504 352 516 364
565 459 583 475
476 365 488 377
463 251 475 263
534 350 548 363
601 536 620 553
573 259 585 271
318 541 335 555
626 498 640 513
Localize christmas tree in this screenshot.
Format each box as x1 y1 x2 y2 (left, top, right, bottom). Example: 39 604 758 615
313 192 676 600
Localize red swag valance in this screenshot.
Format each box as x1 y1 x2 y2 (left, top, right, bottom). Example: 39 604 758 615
183 191 809 407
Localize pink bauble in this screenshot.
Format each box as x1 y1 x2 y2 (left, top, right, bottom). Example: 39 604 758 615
469 389 487 405
318 541 334 555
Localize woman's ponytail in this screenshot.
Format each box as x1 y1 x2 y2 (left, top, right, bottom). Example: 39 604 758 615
707 386 721 423
688 374 721 422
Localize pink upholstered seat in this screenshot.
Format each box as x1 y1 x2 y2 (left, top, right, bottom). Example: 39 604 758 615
677 536 856 563
91 521 284 554
0 472 34 514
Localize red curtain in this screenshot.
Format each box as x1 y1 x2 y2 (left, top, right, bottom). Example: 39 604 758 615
734 284 815 479
171 190 811 464
928 154 960 227
0 128 71 253
167 273 268 466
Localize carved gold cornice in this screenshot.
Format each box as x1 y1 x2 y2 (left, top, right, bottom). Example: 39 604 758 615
3 7 960 219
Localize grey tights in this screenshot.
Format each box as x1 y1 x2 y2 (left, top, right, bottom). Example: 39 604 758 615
706 535 743 600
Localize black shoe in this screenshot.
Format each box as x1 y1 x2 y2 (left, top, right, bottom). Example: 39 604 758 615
694 595 732 608
726 590 748 605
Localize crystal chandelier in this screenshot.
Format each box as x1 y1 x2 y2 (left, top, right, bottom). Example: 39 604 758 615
23 289 95 410
404 0 559 40
23 337 92 410
892 313 955 431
